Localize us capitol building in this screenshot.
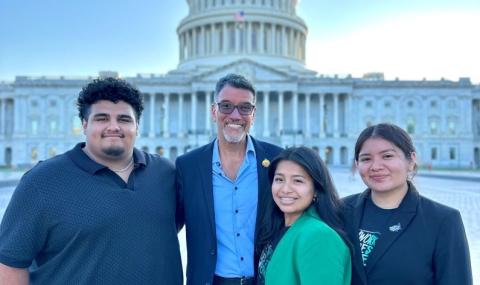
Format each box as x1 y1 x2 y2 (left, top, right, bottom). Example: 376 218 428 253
1 0 479 169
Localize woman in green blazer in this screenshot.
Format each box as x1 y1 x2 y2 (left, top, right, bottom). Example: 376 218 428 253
257 147 351 285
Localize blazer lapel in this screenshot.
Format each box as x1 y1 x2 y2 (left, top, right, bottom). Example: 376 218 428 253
197 142 216 238
252 139 270 243
366 184 419 273
349 191 370 285
249 136 272 242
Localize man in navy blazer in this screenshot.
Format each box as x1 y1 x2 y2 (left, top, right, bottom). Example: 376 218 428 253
176 74 282 285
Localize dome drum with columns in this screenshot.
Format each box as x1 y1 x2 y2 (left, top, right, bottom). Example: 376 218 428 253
0 1 479 169
178 0 308 72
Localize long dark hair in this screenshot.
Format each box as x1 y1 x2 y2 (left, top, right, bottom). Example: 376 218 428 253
256 146 351 254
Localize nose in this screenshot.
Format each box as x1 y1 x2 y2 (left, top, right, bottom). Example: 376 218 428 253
228 106 243 119
370 158 383 171
107 120 121 131
279 181 293 194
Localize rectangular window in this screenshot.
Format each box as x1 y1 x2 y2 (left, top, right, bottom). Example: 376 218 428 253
431 148 437 160
449 147 456 160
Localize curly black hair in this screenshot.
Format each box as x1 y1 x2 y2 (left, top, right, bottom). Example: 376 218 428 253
77 77 144 122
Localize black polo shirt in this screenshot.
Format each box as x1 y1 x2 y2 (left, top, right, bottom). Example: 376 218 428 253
0 143 183 284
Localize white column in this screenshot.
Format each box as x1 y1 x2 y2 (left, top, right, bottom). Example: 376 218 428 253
292 92 298 131
247 21 252 53
179 33 183 61
319 94 325 138
464 99 472 135
223 22 228 54
259 22 264 53
235 23 240 53
333 93 339 137
192 28 197 57
282 26 287 56
395 96 401 126
187 31 192 59
206 92 212 133
200 25 205 56
149 93 156 138
292 30 296 57
278 92 284 136
163 94 170 138
0 100 4 135
305 93 311 138
39 96 47 135
62 98 69 136
270 24 276 54
211 24 216 54
191 92 197 134
345 94 352 137
263 91 270 137
179 94 184 137
301 34 305 61
13 97 22 134
182 33 186 60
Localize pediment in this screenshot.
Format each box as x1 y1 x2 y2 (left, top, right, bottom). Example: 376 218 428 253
192 59 297 83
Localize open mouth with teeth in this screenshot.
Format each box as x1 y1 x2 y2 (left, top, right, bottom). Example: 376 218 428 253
278 197 298 205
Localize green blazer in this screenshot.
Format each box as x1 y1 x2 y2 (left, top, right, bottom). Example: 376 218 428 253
266 207 351 285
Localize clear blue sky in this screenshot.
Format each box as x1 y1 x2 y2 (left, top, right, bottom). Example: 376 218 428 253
1 0 479 83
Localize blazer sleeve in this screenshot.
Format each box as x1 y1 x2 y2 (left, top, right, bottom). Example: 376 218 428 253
174 158 185 233
433 209 473 285
295 228 351 285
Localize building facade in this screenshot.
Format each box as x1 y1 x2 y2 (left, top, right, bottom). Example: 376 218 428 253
1 0 479 168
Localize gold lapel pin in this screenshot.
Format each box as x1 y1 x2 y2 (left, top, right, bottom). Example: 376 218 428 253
262 159 270 168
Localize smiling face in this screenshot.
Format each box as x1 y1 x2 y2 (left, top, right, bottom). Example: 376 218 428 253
272 160 315 226
356 137 416 198
212 85 255 145
82 100 138 163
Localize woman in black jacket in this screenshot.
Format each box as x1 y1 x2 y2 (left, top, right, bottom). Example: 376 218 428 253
343 123 472 285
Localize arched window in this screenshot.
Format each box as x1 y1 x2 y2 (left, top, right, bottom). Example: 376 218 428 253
49 147 57 158
447 117 457 135
31 147 38 163
72 115 82 135
429 117 439 135
156 146 164 156
406 116 415 134
30 119 39 135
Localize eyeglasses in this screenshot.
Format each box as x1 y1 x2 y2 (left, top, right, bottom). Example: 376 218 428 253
216 101 255 115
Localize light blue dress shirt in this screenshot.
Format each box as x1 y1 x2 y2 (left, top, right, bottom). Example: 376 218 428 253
212 136 258 278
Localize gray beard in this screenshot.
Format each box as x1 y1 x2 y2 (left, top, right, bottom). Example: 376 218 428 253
223 130 246 143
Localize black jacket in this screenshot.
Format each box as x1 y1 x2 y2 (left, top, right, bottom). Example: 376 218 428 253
343 182 472 285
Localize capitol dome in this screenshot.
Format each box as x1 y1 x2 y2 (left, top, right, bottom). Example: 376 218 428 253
177 0 307 72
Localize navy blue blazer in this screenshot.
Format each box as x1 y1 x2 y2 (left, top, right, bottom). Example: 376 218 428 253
175 137 282 285
343 182 472 285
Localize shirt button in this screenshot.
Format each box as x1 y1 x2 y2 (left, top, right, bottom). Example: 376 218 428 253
210 250 216 255
235 209 239 213
234 186 238 190
236 233 240 237
240 257 244 261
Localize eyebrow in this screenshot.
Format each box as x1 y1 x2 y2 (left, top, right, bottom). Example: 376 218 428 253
274 172 306 179
359 148 397 157
92 113 109 118
117 114 134 119
92 113 134 120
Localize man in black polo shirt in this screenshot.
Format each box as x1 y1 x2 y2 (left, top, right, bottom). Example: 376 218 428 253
0 78 183 284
